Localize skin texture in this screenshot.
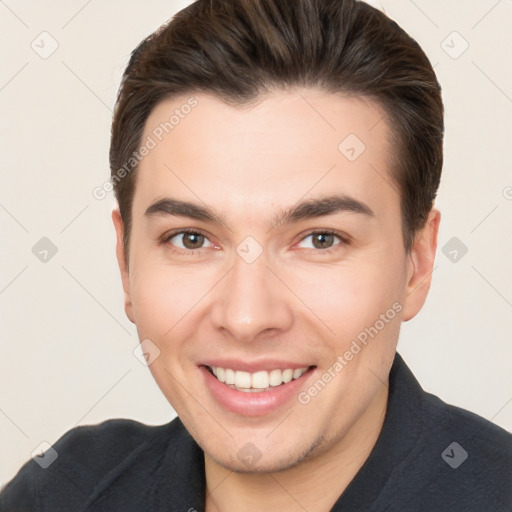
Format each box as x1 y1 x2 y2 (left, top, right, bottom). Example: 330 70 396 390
112 88 440 512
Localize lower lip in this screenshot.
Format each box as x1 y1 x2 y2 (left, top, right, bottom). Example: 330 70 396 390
199 365 316 417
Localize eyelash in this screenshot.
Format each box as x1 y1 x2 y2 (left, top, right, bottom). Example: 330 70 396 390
159 228 350 256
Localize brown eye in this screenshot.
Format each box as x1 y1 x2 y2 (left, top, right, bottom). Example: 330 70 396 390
297 231 347 253
311 232 336 249
164 230 214 252
181 232 205 249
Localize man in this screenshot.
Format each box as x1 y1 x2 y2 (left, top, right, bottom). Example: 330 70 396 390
1 0 511 510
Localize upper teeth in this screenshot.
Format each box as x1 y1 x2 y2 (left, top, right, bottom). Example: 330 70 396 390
210 366 309 391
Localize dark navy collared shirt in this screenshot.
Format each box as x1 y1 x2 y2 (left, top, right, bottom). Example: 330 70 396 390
1 351 511 511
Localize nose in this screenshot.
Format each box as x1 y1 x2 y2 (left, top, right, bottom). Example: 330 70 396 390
211 251 294 343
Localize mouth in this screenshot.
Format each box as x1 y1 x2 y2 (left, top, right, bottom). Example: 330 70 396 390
199 363 317 416
204 364 313 392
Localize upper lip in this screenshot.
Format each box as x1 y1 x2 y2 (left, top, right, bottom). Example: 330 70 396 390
200 359 315 373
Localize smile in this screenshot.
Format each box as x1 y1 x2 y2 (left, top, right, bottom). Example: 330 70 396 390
200 363 317 416
206 365 310 392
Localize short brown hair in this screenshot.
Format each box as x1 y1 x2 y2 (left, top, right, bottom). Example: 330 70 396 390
110 0 444 262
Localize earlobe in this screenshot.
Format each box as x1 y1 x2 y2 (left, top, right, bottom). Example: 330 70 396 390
402 208 441 322
112 209 135 324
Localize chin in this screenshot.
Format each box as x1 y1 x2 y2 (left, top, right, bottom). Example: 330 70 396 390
205 431 327 474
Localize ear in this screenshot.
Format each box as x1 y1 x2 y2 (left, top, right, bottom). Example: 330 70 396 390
112 209 135 324
402 208 441 322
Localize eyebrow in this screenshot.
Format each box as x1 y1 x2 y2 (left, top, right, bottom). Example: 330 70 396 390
144 193 375 230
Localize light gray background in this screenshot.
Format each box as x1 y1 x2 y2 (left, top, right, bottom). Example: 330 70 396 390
1 0 511 486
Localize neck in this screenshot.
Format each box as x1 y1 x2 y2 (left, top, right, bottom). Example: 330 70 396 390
204 383 388 512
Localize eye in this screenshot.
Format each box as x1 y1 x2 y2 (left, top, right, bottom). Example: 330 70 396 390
160 228 349 255
296 230 348 253
162 229 214 252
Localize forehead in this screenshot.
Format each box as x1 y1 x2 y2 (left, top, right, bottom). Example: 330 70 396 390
133 88 399 227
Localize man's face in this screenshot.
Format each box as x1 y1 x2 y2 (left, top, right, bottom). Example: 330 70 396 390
113 89 435 472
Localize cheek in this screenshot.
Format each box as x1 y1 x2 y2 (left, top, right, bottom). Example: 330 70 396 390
286 255 406 341
129 261 223 345
129 265 203 391
129 263 189 338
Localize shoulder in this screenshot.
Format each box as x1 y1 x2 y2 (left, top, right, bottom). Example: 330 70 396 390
376 356 512 511
0 417 178 511
422 388 512 456
418 389 512 509
52 417 168 461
